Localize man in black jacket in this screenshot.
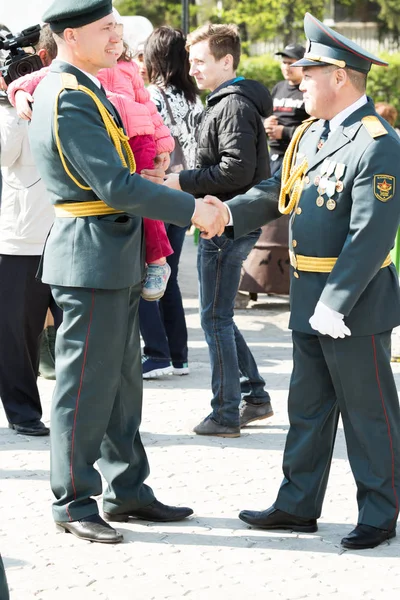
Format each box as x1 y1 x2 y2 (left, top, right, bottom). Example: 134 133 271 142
164 23 273 437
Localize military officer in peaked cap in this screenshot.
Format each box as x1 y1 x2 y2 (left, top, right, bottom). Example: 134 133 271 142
207 12 400 549
28 0 226 544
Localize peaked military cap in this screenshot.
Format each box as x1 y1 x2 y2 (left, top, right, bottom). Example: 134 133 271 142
43 0 113 33
292 12 388 73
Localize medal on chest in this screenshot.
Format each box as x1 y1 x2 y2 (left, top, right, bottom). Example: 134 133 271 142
313 160 346 210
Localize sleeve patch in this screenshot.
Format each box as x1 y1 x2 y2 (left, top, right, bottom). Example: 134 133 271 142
374 175 395 202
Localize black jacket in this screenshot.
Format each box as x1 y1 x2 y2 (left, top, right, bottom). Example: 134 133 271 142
179 79 272 201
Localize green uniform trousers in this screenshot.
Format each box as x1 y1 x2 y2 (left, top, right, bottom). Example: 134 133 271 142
50 283 155 522
275 330 400 531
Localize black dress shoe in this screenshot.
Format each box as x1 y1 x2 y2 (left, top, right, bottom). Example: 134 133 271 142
104 499 194 523
8 420 50 436
55 514 123 544
239 506 318 532
341 524 396 549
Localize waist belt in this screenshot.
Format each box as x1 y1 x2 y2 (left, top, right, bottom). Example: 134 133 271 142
289 250 392 273
54 200 124 218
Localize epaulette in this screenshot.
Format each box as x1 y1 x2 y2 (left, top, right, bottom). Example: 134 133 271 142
362 115 388 138
59 72 79 90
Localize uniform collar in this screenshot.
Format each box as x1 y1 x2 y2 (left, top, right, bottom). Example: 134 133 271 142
329 94 368 134
57 60 101 88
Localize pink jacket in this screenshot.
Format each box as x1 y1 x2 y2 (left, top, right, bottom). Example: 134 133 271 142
8 61 174 155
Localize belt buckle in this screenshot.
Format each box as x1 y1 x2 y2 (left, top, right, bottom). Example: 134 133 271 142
289 250 297 269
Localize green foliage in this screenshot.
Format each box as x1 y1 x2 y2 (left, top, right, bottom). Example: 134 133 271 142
210 0 325 45
238 54 283 90
376 0 400 32
114 0 400 45
114 0 185 29
367 53 400 124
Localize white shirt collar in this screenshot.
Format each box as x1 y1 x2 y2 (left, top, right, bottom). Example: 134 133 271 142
58 60 101 88
329 95 368 134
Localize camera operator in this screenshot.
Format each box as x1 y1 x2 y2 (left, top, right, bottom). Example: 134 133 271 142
0 24 60 436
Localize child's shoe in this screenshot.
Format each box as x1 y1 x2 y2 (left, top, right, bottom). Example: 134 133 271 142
141 263 171 301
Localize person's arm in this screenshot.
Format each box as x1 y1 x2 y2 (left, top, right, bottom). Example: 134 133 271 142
137 78 174 154
221 170 282 239
178 100 261 197
0 104 26 168
281 124 298 140
7 67 50 107
319 136 400 316
53 89 193 225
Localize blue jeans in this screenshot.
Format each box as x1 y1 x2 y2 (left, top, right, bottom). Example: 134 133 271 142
198 230 270 428
139 223 188 365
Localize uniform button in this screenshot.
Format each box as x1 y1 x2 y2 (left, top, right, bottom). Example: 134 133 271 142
292 240 297 248
294 271 299 279
304 176 310 184
296 207 302 215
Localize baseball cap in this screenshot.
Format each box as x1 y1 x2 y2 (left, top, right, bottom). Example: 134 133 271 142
275 43 305 60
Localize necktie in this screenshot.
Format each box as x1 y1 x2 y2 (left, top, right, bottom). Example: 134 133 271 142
317 120 330 150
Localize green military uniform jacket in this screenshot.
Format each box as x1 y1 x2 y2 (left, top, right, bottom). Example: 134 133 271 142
227 100 400 335
28 60 195 289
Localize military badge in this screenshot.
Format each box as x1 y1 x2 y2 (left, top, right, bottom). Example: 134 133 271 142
374 175 395 202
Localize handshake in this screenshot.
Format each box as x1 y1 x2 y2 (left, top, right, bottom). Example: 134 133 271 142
192 196 230 239
141 168 229 238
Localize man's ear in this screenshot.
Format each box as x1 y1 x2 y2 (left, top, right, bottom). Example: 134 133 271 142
37 48 49 67
223 53 234 71
335 67 347 87
63 27 77 44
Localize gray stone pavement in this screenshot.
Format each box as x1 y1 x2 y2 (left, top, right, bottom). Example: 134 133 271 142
1 234 400 600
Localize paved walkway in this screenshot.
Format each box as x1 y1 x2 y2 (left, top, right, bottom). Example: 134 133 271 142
1 235 400 600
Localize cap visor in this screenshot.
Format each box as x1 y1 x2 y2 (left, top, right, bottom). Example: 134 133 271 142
291 57 330 68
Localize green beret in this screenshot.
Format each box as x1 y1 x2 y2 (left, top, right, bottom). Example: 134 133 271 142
43 0 113 33
292 12 388 74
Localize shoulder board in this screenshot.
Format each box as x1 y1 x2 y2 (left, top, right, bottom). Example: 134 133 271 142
60 72 79 90
362 115 388 138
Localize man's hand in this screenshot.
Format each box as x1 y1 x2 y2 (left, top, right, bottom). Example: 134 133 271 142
15 90 34 121
192 197 229 239
163 173 181 191
264 115 278 130
309 300 351 339
264 115 284 141
154 152 170 171
141 167 165 185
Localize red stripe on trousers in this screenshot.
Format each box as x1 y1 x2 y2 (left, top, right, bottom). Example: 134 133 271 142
371 334 399 529
66 289 96 521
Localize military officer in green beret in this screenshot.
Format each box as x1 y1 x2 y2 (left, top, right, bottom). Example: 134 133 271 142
206 12 400 549
28 0 226 544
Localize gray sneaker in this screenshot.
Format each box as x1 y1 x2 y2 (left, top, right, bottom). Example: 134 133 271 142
240 401 274 427
141 263 171 301
193 416 240 438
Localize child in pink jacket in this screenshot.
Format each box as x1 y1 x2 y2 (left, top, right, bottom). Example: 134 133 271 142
8 27 174 301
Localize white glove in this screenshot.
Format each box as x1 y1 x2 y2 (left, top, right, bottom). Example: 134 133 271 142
309 301 351 339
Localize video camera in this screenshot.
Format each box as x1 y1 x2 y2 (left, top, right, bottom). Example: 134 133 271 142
0 24 42 85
